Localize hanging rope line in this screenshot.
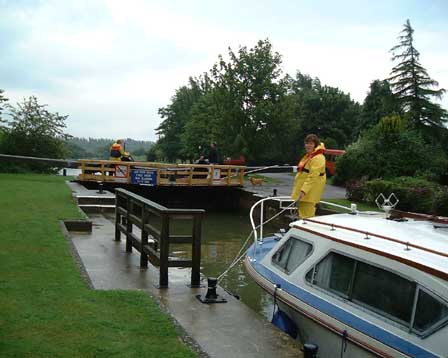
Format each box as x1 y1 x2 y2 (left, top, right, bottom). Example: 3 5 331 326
217 198 298 283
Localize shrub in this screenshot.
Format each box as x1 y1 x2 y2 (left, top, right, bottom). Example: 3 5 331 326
346 176 447 215
333 119 447 185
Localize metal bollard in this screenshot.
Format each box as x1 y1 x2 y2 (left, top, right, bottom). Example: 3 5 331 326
273 188 277 197
97 182 104 194
196 277 227 304
303 343 318 358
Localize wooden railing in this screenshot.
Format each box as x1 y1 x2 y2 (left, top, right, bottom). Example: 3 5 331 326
114 188 204 288
78 159 245 186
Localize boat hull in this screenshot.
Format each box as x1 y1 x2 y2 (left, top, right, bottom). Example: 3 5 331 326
244 256 412 358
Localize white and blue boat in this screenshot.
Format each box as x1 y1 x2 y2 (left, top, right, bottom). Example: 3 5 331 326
244 197 448 358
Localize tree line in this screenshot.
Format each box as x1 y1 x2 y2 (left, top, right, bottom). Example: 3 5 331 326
1 20 447 185
153 20 447 177
152 40 361 165
0 94 153 172
66 137 153 160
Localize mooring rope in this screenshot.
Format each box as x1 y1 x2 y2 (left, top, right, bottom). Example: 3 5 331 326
217 198 298 283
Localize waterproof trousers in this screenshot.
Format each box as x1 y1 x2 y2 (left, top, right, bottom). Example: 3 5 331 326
298 201 316 219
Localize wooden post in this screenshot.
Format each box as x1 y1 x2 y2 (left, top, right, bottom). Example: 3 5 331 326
126 198 133 252
239 168 245 185
159 215 170 288
188 167 193 185
191 213 202 287
140 206 149 268
115 193 121 241
208 166 213 185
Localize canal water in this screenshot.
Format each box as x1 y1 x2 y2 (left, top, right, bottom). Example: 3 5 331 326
178 210 278 320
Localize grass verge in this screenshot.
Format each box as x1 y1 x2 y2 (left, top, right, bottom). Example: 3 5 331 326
0 174 195 358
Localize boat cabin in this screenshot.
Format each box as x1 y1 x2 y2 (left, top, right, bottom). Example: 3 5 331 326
246 210 448 357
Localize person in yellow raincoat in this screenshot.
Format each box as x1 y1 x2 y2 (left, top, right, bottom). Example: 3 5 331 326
291 134 326 219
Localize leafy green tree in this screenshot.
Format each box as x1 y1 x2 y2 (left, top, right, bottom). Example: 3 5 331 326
334 114 447 185
180 90 220 161
156 77 206 162
0 96 70 172
208 39 297 164
358 80 401 134
287 72 361 149
388 19 447 129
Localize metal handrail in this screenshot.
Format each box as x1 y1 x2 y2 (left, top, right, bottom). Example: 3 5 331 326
249 196 295 242
249 198 358 244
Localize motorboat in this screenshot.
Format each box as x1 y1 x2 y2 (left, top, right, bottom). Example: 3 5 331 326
244 196 448 358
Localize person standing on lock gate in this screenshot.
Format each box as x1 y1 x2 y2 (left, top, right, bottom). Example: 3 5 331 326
110 139 125 161
208 142 219 164
291 134 326 219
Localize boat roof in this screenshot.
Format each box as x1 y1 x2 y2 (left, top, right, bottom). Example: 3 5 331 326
290 212 448 280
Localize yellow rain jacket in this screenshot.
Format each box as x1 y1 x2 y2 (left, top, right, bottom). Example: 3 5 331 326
291 143 326 204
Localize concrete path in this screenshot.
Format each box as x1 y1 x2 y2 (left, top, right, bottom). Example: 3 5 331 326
244 172 346 199
66 182 300 358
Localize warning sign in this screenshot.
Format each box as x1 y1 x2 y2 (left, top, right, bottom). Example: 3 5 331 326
115 165 129 178
131 168 157 186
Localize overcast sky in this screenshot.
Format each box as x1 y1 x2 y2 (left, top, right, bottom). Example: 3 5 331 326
1 0 447 141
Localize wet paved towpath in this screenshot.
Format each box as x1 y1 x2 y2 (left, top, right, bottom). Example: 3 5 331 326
66 182 300 358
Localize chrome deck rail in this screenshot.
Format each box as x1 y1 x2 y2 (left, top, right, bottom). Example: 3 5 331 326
249 198 358 245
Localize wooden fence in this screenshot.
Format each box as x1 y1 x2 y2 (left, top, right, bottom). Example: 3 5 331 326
78 159 245 187
114 188 204 288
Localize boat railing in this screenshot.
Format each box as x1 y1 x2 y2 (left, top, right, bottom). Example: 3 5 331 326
249 198 358 245
249 196 295 244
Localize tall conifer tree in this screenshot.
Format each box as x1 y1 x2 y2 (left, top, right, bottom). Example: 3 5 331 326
388 19 447 128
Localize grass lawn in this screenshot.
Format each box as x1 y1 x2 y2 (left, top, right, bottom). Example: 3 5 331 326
0 174 195 358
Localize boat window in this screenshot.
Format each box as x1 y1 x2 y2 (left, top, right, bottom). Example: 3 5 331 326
306 252 416 326
352 262 415 325
272 237 312 274
308 252 355 297
413 289 448 333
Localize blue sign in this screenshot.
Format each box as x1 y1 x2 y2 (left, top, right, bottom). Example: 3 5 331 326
130 168 157 186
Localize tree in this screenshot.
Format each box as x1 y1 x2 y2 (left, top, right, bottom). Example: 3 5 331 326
209 39 296 164
388 19 447 129
156 77 206 162
288 72 361 149
358 80 401 134
0 96 71 172
333 115 447 185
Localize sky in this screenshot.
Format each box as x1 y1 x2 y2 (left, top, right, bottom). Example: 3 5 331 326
1 0 447 141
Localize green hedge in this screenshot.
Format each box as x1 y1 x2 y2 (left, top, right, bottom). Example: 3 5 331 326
346 176 448 216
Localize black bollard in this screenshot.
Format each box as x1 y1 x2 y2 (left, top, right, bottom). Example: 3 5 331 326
62 168 67 176
303 343 318 358
97 182 104 194
196 277 227 304
273 188 277 197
